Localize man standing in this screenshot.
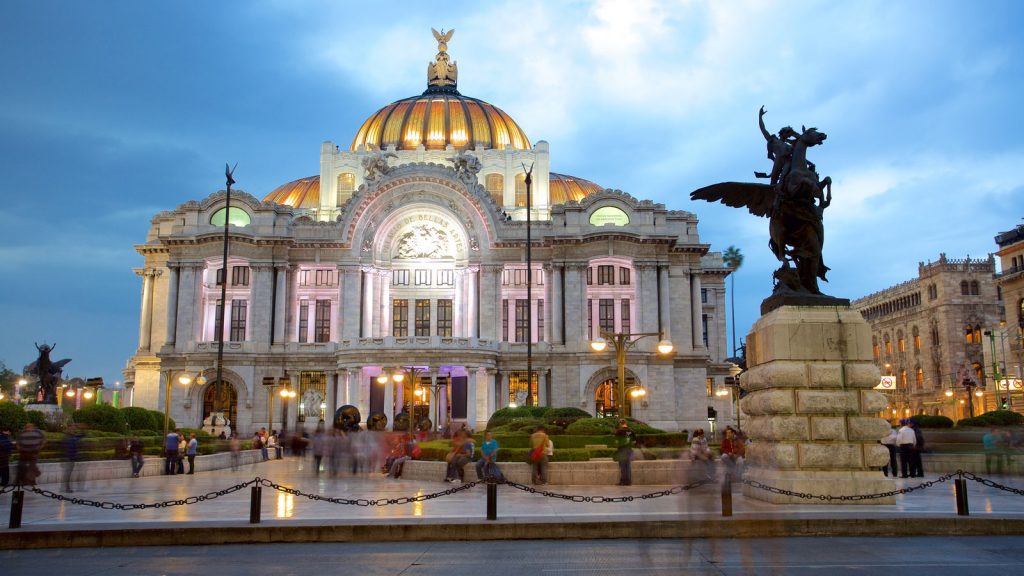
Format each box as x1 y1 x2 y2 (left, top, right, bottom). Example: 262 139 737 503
896 419 915 479
0 427 13 487
186 433 198 474
62 425 84 492
129 437 145 478
910 419 925 478
880 428 899 477
164 429 179 475
15 423 46 486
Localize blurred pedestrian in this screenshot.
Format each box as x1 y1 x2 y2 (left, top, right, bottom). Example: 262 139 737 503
176 431 187 474
129 437 145 477
268 430 282 460
444 430 473 483
0 427 13 487
186 432 198 474
15 423 46 486
613 419 636 486
896 419 915 478
910 419 925 478
312 422 327 475
529 425 549 485
879 428 898 477
229 433 241 471
254 431 267 461
690 428 713 479
62 424 84 492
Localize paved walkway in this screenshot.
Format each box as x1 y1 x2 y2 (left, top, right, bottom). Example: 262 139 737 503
3 456 1024 545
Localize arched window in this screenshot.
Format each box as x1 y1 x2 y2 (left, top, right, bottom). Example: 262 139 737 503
915 366 924 389
972 362 984 381
960 281 970 295
897 330 905 353
931 324 940 347
872 336 880 360
514 173 528 207
202 382 237 431
485 173 504 206
912 326 921 352
210 207 251 227
594 377 637 419
899 369 908 389
973 325 982 344
884 334 892 355
970 280 980 295
965 325 975 344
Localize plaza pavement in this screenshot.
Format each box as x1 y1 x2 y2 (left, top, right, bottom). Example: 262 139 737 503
2 455 1024 548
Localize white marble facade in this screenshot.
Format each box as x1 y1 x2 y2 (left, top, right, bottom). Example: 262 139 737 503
124 38 734 435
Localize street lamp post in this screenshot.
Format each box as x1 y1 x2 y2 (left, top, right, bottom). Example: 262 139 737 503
385 366 429 431
590 331 673 419
164 372 193 435
279 383 297 432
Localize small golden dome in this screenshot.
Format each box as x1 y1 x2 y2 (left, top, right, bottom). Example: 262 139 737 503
351 93 530 152
263 176 320 209
549 172 604 205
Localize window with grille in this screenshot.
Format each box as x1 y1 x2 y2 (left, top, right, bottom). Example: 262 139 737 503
515 173 528 207
230 300 247 342
214 301 223 341
619 267 631 285
599 299 614 334
216 268 225 286
414 270 431 286
970 281 979 296
915 367 924 389
537 299 544 342
393 299 409 337
392 270 409 286
502 299 509 342
437 270 454 286
597 265 615 285
961 281 970 295
485 173 504 205
315 269 335 286
298 300 309 343
702 314 709 347
508 371 538 406
298 270 310 286
586 267 592 285
587 298 593 339
897 332 905 353
701 288 708 303
314 299 331 343
621 299 630 334
515 299 529 343
437 299 453 337
337 172 355 195
414 300 431 336
232 265 250 286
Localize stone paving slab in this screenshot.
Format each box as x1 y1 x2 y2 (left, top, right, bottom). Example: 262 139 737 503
3 457 1024 547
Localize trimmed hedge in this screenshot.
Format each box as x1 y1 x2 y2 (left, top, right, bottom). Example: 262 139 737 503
149 409 176 432
121 407 159 431
978 410 1024 426
486 406 551 429
565 417 665 435
544 407 592 429
911 415 955 429
956 417 989 427
72 404 128 434
0 402 29 433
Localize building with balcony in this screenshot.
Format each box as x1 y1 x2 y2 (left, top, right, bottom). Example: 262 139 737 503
852 254 1004 421
124 32 733 435
991 222 1024 404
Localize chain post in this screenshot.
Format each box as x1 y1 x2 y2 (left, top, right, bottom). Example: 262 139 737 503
955 471 969 516
249 486 262 523
9 489 24 529
486 477 498 520
721 471 733 517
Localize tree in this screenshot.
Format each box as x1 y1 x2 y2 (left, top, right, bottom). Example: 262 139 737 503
722 246 744 357
0 360 17 399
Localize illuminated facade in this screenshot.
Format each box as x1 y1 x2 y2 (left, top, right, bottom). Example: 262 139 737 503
993 223 1024 402
852 254 1004 421
125 33 733 434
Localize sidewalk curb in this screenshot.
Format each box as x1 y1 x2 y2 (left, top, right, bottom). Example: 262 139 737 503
4 517 1024 549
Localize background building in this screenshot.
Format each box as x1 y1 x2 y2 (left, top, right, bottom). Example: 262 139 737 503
852 254 1004 421
124 35 733 435
991 222 1024 408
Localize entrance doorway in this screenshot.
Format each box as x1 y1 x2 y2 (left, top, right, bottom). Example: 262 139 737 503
594 378 635 419
202 382 238 429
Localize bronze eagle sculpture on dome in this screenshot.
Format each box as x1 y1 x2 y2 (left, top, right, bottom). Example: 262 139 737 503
691 107 842 309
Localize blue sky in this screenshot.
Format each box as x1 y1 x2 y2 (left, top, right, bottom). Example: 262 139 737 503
1 0 1022 387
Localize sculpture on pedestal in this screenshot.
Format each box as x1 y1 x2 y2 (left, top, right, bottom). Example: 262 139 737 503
690 107 846 312
25 343 71 404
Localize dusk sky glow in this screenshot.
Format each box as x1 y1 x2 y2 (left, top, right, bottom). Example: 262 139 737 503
1 0 1022 387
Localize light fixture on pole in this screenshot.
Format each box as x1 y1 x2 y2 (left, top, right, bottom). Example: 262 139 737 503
164 372 192 435
590 331 673 419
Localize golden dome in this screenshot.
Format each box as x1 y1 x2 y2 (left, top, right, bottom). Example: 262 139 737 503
263 176 320 209
549 172 604 205
351 93 530 152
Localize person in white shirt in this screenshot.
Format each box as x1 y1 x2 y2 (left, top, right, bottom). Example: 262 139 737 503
896 419 916 479
879 429 898 477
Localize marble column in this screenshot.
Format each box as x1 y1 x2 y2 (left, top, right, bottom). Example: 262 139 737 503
361 268 375 338
690 271 704 351
273 266 288 344
453 269 465 337
327 372 338 420
551 264 563 344
378 270 391 338
251 263 274 345
136 268 159 352
479 265 501 340
486 369 497 417
355 368 368 418
176 265 197 345
164 264 180 346
466 266 479 338
428 371 438 430
564 264 585 343
466 366 478 429
341 266 361 340
383 374 394 430
499 371 510 409
342 369 355 406
658 265 671 338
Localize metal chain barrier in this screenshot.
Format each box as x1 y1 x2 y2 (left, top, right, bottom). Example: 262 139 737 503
257 477 482 506
26 478 259 510
741 472 960 502
500 477 714 503
961 471 1024 496
0 485 17 495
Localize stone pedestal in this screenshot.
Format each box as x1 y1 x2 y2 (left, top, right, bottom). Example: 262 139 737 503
740 305 893 504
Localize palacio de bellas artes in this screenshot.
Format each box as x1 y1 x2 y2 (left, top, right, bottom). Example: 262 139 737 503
125 31 736 437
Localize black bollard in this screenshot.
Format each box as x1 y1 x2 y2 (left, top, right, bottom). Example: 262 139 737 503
721 471 733 517
486 479 497 521
954 478 969 516
249 486 262 524
9 489 24 529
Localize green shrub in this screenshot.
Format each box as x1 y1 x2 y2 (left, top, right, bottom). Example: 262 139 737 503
957 417 989 427
637 433 688 447
564 417 664 435
0 402 29 433
911 415 955 429
72 404 128 434
148 409 175 432
980 410 1024 426
26 409 47 429
178 427 215 438
131 429 159 437
121 407 159 431
487 406 550 429
544 407 592 429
